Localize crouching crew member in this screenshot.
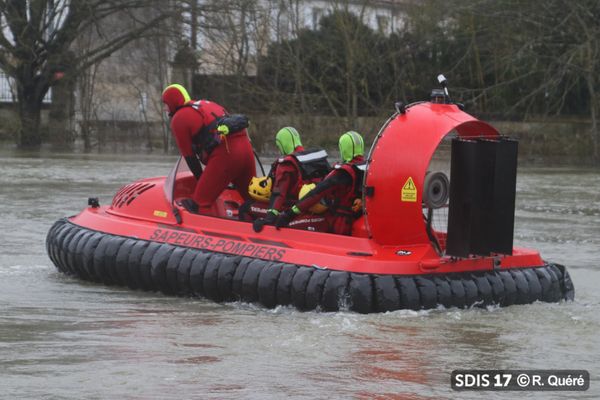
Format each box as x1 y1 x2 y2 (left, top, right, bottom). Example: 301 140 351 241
252 127 330 231
162 84 256 215
275 131 366 236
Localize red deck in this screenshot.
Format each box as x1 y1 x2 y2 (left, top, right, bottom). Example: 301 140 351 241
69 101 544 275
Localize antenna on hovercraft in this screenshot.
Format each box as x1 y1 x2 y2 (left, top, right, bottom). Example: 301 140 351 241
431 74 451 104
431 74 464 109
437 74 449 97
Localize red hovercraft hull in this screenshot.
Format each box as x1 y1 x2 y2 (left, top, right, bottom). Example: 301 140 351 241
46 103 574 313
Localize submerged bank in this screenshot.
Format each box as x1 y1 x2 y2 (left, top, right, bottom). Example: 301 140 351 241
1 115 598 165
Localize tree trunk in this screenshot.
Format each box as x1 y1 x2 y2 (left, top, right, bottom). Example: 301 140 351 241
79 69 96 153
16 66 48 149
17 94 44 149
591 102 599 164
48 76 76 150
586 74 599 163
81 120 92 152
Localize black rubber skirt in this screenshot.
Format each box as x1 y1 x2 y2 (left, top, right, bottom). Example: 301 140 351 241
46 219 574 313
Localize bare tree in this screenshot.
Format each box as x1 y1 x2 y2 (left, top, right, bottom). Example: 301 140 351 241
451 0 600 161
0 0 173 149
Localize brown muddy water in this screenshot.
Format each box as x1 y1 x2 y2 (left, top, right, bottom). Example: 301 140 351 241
0 151 598 399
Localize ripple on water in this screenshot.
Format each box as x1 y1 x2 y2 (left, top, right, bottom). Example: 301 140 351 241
1 157 599 399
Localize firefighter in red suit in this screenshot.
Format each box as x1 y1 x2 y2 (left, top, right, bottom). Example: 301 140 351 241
251 127 331 231
162 84 256 215
252 127 304 231
276 131 366 235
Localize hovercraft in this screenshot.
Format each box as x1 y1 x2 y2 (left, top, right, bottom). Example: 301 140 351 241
46 83 574 313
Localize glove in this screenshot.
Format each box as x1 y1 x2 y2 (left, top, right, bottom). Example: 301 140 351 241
238 200 253 221
352 198 363 213
184 156 203 180
252 211 278 232
275 206 300 230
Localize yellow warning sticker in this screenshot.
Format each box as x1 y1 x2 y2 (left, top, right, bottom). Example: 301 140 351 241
401 177 417 202
153 210 168 218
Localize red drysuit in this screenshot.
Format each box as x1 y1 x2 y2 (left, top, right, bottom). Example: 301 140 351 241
268 146 305 211
166 98 255 215
291 156 365 235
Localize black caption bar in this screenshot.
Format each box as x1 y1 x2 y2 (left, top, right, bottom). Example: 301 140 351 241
451 370 589 391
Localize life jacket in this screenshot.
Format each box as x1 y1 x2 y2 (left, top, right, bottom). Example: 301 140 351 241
269 148 331 199
330 160 366 215
179 100 249 155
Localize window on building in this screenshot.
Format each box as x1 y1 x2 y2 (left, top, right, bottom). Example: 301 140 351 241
376 15 390 34
0 72 13 102
0 71 52 103
138 92 148 113
277 9 290 40
312 7 324 29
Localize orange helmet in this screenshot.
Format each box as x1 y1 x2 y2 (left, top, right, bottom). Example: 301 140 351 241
162 84 191 115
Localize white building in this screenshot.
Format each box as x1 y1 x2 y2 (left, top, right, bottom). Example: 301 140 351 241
1 1 410 128
295 0 406 34
194 0 409 75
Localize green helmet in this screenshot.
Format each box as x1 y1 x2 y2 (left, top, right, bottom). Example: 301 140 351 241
339 131 364 162
275 127 302 155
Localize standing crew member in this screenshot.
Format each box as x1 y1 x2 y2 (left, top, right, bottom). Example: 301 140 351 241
252 127 330 232
162 84 256 215
275 131 366 236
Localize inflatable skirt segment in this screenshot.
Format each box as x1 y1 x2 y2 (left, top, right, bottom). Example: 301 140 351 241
47 219 574 313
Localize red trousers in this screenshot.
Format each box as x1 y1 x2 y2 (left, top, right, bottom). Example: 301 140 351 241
193 133 256 215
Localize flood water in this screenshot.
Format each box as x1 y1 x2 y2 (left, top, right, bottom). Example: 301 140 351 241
0 151 598 399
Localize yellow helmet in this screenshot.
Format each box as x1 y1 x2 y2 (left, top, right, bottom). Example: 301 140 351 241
299 183 328 214
248 176 272 202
